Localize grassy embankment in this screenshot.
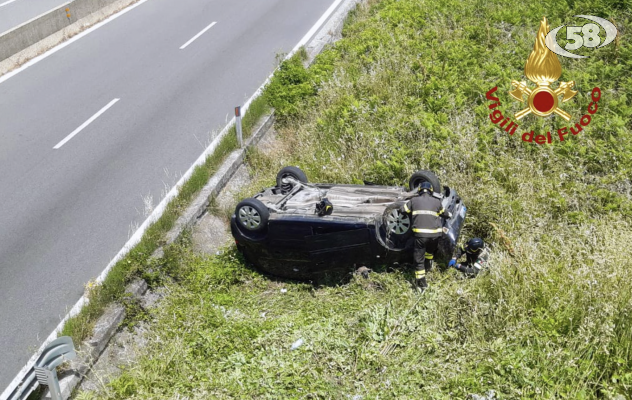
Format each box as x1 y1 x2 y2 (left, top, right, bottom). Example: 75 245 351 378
85 0 632 398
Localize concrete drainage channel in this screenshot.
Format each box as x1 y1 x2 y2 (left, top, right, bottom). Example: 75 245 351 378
2 0 362 398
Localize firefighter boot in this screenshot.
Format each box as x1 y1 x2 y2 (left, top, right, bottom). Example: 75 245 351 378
424 257 433 272
415 268 428 292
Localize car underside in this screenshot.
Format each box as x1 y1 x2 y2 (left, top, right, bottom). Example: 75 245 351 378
231 167 466 280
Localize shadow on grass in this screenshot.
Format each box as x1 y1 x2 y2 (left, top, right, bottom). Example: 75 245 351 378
237 252 417 290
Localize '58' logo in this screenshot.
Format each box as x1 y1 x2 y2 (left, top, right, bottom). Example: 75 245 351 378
545 15 618 59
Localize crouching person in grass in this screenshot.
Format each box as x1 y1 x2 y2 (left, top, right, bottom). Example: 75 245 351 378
448 237 490 278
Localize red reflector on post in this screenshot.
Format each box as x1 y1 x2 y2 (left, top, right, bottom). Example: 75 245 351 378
234 106 241 117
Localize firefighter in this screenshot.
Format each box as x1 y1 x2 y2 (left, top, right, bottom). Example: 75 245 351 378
448 237 489 277
402 181 451 291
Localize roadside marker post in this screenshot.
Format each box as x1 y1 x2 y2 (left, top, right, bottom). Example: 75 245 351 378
235 106 243 148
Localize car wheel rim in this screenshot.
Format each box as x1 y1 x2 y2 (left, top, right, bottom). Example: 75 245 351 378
238 206 262 230
386 209 410 235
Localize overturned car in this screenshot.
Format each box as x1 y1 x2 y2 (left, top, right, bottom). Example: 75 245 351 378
231 167 466 280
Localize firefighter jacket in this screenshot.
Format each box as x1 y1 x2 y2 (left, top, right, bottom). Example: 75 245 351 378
403 192 447 238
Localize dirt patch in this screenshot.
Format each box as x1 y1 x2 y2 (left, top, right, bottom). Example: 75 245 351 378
76 285 168 394
191 126 281 255
77 323 148 393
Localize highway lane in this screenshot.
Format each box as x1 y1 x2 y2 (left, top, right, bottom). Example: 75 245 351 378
0 0 68 35
0 0 335 390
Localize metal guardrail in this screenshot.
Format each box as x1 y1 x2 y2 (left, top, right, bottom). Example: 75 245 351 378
7 337 76 400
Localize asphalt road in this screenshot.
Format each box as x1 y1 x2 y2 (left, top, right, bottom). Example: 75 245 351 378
0 0 335 391
0 0 68 35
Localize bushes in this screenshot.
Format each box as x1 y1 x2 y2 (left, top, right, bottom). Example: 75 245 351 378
264 50 315 123
264 48 337 124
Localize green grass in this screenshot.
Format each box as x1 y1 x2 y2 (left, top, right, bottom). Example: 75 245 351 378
81 0 632 398
59 95 270 345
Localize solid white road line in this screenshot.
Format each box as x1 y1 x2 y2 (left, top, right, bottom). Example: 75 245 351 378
0 0 19 8
53 98 119 149
179 21 217 50
288 0 345 56
0 0 153 86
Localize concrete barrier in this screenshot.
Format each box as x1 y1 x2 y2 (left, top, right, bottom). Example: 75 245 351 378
0 0 122 62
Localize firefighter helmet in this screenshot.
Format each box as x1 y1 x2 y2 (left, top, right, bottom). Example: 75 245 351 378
465 238 484 254
418 181 433 193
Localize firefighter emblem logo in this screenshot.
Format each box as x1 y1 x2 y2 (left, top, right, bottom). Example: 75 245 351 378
509 17 577 121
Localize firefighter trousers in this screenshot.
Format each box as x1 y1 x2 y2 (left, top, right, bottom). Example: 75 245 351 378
414 236 439 281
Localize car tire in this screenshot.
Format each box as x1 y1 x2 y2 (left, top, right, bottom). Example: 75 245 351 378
409 170 441 193
276 166 308 194
235 198 269 234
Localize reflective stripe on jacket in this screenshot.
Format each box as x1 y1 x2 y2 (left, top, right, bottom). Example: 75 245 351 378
404 193 444 238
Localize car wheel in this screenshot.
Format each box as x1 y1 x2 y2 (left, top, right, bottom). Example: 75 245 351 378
383 204 411 237
235 198 269 233
409 170 441 194
276 166 308 194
